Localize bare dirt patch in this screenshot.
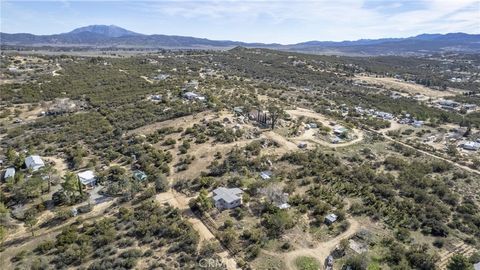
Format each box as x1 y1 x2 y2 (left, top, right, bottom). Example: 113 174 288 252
356 76 456 98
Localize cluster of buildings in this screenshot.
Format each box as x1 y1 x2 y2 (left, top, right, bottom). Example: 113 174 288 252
436 99 477 112
354 106 393 120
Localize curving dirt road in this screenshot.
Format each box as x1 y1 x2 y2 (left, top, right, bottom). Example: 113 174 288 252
286 108 364 148
263 218 360 270
156 190 239 270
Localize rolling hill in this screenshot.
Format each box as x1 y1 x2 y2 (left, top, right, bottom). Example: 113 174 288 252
1 25 479 55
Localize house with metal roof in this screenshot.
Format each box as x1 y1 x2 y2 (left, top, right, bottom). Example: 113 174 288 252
77 170 97 188
463 141 480 151
25 155 45 171
212 187 243 210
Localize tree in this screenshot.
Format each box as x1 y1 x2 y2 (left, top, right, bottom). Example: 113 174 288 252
154 174 168 192
24 212 38 236
40 164 57 193
447 254 474 270
191 189 213 213
62 172 81 199
6 147 16 163
267 103 284 130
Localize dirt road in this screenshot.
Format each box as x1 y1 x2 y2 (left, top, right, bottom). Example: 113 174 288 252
156 190 239 270
263 218 360 270
1 200 114 269
370 128 480 176
285 108 364 148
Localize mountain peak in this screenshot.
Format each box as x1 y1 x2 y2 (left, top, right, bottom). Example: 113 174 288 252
68 25 141 38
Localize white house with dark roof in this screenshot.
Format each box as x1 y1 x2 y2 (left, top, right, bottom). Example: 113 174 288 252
25 155 45 171
212 187 243 210
77 170 97 188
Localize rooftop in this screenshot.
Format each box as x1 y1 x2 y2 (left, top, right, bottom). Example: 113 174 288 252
213 187 243 204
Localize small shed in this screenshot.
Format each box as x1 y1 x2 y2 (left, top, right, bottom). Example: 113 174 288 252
133 170 147 181
4 167 15 180
325 213 338 225
25 155 45 171
260 171 273 180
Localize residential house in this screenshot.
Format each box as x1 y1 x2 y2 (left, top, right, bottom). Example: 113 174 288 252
183 91 205 101
325 213 338 225
77 170 97 188
3 167 15 180
133 170 147 181
463 141 480 151
25 155 45 171
333 126 348 137
212 187 243 210
438 100 460 110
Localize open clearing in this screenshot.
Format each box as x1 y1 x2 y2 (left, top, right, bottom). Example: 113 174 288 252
262 218 361 270
355 76 457 98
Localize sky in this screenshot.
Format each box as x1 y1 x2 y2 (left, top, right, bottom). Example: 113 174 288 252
1 0 479 44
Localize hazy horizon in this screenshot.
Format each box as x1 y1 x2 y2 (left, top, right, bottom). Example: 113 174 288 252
1 0 479 44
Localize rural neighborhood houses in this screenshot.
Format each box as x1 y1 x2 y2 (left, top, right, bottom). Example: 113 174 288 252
212 187 243 210
25 155 45 171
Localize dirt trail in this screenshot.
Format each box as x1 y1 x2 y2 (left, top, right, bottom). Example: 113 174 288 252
155 190 239 270
140 76 153 84
262 218 360 270
369 128 480 176
285 108 364 148
52 63 62 76
263 131 298 154
1 200 114 269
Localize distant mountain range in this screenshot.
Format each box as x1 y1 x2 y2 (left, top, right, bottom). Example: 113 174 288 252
2 25 479 55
